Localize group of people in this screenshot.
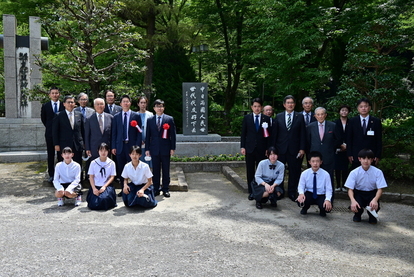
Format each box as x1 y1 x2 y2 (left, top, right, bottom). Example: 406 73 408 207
40 87 177 210
241 95 386 224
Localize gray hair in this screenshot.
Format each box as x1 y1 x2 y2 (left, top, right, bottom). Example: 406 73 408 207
314 107 327 114
77 92 89 100
93 98 105 105
302 97 313 104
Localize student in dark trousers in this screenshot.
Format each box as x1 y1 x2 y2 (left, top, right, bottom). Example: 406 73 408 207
111 95 142 195
41 87 64 182
52 95 84 166
240 98 272 201
347 98 382 170
145 99 176 198
272 95 306 201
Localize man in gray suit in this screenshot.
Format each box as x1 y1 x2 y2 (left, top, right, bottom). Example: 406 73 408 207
85 98 113 160
306 107 343 201
75 93 95 122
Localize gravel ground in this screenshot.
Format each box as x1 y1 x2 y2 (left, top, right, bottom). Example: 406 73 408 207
0 162 413 277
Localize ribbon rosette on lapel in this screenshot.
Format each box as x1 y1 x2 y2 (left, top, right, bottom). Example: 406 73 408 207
162 123 170 139
262 122 269 138
130 120 142 133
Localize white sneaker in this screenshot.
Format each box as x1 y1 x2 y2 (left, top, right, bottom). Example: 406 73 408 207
341 188 347 192
365 206 379 218
57 198 64 207
75 196 82 206
335 188 342 192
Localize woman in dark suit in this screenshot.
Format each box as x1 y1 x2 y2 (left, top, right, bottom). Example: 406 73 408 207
334 105 350 192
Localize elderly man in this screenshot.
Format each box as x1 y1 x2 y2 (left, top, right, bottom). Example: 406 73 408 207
104 90 122 115
302 97 316 127
263 105 274 126
75 93 95 122
85 98 113 160
306 107 342 201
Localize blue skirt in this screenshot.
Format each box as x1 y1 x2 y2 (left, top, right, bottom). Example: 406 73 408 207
122 183 157 208
87 186 117 210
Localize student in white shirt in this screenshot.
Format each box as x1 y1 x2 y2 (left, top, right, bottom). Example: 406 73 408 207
53 147 82 207
122 145 157 208
345 148 387 224
296 151 333 217
86 143 117 210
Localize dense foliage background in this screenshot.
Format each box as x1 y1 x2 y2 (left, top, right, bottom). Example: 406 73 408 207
1 0 413 181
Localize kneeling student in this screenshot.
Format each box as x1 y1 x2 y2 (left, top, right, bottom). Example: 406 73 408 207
344 148 387 224
53 147 82 207
296 151 332 217
122 146 157 208
252 146 285 209
87 143 117 210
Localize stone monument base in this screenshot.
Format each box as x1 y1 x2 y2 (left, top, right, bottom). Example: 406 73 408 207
0 118 45 152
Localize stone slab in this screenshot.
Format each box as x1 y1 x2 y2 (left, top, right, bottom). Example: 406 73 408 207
176 134 221 142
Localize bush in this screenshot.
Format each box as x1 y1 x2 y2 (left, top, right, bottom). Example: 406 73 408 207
171 153 245 162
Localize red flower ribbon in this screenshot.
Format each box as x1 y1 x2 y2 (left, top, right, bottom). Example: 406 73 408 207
162 123 170 139
130 120 142 133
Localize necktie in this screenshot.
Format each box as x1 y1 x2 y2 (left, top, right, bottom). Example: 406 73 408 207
319 123 324 141
306 113 310 126
69 112 74 129
287 113 292 131
54 102 58 114
82 107 86 118
109 105 113 114
255 115 259 131
98 114 103 134
313 172 317 199
362 118 367 134
123 112 128 141
157 116 161 131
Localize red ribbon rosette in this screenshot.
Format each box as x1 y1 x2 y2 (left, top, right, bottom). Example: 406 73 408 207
130 120 142 133
162 123 170 139
262 122 269 138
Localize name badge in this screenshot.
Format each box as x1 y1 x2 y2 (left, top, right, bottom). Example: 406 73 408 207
367 130 375 136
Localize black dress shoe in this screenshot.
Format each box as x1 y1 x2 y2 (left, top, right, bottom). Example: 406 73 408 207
300 208 308 215
117 192 123 197
163 191 170 198
154 191 160 196
269 195 277 207
256 201 263 209
248 194 254 201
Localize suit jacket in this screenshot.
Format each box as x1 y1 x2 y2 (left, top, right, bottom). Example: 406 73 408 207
41 101 64 138
302 111 316 126
273 111 306 155
104 104 122 116
75 106 95 122
347 115 382 159
111 110 142 154
240 113 272 154
334 118 349 145
52 110 84 152
306 120 341 166
145 114 176 156
85 112 113 158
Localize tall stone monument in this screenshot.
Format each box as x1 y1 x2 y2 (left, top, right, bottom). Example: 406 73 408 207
0 15 48 152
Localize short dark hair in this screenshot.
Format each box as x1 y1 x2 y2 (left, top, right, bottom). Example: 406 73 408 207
283 95 296 104
338 104 351 113
120 94 131 102
105 90 115 97
153 99 165 107
266 146 278 156
49 86 59 92
357 98 371 107
357 148 375 159
129 145 142 155
308 151 323 161
63 95 75 103
98 142 110 152
251 97 263 106
62 147 73 154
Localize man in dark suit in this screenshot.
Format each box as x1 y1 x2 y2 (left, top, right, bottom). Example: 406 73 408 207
145 99 176 198
41 87 65 182
85 98 113 160
302 96 316 127
104 90 122 115
53 95 84 165
75 93 95 122
263 105 275 126
347 98 382 169
111 94 142 189
272 95 306 201
241 98 272 200
306 107 343 201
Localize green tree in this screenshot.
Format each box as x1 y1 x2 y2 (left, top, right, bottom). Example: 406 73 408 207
36 0 147 98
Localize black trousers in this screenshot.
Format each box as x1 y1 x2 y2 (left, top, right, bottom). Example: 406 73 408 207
245 149 266 194
46 136 62 178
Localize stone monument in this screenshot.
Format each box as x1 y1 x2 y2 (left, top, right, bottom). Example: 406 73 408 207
0 15 48 152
